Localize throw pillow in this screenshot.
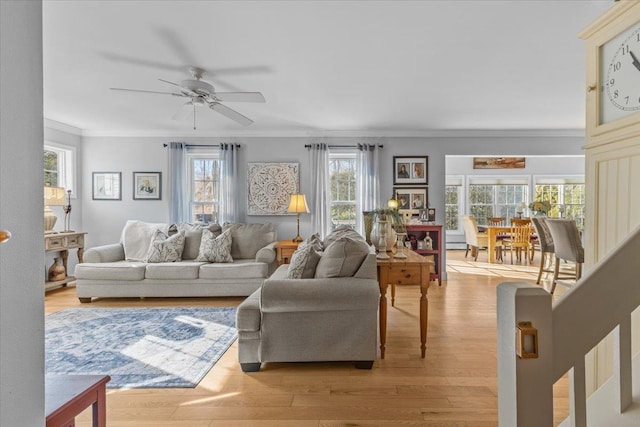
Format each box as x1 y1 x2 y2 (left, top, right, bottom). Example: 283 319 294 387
195 229 233 263
222 223 276 259
314 236 370 278
144 230 185 263
322 226 364 248
287 243 322 279
121 220 171 261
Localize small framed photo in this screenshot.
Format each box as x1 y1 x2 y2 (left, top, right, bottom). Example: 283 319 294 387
394 186 428 214
92 172 121 200
393 156 428 185
133 172 162 200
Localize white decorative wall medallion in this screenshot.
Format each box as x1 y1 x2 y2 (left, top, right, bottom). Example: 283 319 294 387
247 162 299 215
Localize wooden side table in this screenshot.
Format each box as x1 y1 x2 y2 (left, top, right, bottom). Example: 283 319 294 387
275 240 300 266
46 374 110 427
45 231 87 289
376 250 432 359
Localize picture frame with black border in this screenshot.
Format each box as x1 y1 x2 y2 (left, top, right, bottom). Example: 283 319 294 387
92 172 122 200
393 156 428 185
133 171 162 200
394 186 428 215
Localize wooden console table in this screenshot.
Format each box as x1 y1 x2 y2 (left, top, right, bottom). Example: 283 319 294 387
377 250 432 358
45 231 87 289
45 374 110 427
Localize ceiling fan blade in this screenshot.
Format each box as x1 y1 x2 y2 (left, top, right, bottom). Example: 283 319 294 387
209 102 253 126
213 92 266 103
172 102 194 121
110 87 183 96
158 78 198 97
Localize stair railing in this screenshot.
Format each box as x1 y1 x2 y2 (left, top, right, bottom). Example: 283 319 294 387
497 224 640 427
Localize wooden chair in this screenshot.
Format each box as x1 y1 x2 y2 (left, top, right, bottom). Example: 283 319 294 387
545 219 584 294
487 217 506 226
531 216 555 285
503 218 532 264
461 215 489 261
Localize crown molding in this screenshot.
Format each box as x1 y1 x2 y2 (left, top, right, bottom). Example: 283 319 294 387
78 128 586 139
44 119 83 136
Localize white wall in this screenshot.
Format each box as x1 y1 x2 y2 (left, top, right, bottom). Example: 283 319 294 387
81 133 585 278
0 1 45 425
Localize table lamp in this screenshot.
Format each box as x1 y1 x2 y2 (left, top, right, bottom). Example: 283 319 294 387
44 186 66 233
287 193 310 242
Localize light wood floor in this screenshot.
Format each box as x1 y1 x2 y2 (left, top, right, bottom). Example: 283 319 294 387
45 250 571 427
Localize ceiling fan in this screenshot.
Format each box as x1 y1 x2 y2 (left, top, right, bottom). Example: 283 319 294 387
110 67 265 128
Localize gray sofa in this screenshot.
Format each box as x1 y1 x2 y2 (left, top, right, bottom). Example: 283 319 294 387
75 221 278 303
236 227 380 372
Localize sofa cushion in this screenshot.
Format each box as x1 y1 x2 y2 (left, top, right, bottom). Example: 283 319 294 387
145 230 185 263
315 237 371 278
287 243 321 279
145 261 205 280
223 223 276 259
75 261 146 281
195 229 233 263
121 220 170 261
322 225 364 248
174 223 222 260
199 260 268 280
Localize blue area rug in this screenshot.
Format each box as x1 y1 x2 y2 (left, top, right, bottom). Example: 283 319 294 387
45 307 237 388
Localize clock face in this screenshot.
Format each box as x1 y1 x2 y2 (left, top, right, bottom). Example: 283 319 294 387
600 23 640 124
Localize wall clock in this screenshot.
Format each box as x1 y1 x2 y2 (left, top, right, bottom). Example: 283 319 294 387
599 22 640 124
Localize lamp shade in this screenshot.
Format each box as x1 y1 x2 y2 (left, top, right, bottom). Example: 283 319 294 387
44 186 66 206
287 194 310 214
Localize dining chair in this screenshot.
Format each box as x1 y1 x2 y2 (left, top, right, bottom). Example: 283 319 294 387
545 219 584 294
502 218 532 264
461 215 489 261
487 217 506 226
486 217 508 260
530 216 555 285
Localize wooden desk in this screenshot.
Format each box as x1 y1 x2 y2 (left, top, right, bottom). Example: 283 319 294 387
46 375 110 427
377 250 432 358
485 226 510 263
275 240 300 266
45 231 87 288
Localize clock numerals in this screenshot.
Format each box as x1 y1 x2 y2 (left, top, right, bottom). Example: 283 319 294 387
605 26 640 113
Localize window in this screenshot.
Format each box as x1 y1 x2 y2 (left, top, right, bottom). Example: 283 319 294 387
44 143 76 195
534 179 585 229
468 180 528 225
329 152 357 229
188 154 220 223
445 176 464 233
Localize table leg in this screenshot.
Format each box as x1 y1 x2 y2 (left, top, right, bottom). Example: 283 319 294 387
61 249 69 273
488 228 495 263
391 283 396 307
93 384 107 427
420 264 430 358
77 247 84 264
378 266 388 359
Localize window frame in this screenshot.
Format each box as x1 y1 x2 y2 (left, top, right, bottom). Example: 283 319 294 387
328 150 358 230
445 175 465 235
467 175 530 225
44 141 77 197
186 151 221 224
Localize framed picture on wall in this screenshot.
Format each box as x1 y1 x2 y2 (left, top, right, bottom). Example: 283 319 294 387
393 156 428 185
133 172 162 200
92 172 121 200
394 187 428 215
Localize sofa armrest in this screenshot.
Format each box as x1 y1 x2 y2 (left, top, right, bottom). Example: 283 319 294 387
83 243 125 263
255 241 277 264
260 277 379 313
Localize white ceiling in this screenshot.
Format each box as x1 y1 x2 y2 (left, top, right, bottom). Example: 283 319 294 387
43 0 613 137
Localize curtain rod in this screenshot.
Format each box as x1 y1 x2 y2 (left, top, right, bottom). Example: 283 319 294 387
304 144 383 149
162 143 240 148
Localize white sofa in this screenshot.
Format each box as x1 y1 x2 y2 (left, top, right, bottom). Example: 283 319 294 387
75 221 278 303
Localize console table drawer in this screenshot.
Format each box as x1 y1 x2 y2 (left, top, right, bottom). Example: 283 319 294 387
66 234 83 248
45 236 64 250
386 265 422 285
